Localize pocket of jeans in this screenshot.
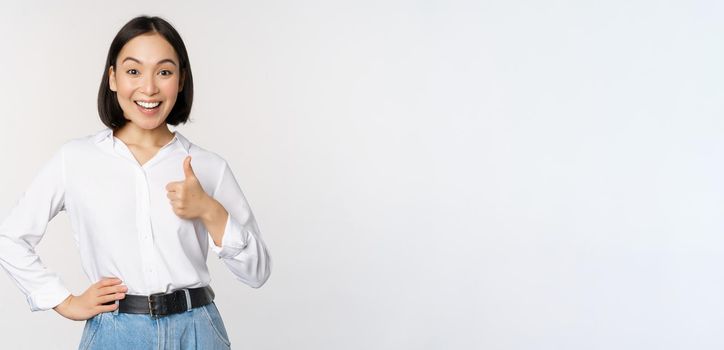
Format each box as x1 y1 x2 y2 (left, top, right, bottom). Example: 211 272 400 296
201 302 231 347
78 312 105 350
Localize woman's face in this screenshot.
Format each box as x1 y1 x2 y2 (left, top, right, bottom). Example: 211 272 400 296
109 32 183 130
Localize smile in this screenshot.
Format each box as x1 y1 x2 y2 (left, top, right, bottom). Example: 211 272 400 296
134 100 161 109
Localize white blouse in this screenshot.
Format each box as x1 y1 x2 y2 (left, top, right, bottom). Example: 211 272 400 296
0 127 272 311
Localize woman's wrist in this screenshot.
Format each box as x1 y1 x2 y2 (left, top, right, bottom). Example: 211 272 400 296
200 196 224 222
53 294 73 314
200 197 229 246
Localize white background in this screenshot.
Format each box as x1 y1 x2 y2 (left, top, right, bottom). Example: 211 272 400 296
0 0 722 349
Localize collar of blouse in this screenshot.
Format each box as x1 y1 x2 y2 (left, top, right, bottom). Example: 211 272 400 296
93 127 191 155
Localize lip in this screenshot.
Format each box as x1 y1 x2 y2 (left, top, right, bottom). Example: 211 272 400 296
134 100 163 116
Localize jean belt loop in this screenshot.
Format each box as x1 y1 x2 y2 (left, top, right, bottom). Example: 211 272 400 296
112 299 120 315
184 288 192 312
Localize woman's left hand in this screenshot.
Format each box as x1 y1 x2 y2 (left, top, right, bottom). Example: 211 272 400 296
166 156 214 220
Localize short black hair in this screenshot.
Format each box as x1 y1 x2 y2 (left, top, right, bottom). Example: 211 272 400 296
98 15 194 129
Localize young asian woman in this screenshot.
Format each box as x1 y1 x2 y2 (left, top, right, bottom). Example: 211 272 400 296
0 15 271 350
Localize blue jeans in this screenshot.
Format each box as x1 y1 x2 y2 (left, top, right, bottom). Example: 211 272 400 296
77 301 231 349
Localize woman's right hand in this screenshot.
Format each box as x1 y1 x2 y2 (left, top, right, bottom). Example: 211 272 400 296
53 277 128 321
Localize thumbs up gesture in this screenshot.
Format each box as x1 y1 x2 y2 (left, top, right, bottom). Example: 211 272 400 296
166 156 212 220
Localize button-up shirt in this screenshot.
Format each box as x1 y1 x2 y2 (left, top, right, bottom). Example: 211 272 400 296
0 127 272 311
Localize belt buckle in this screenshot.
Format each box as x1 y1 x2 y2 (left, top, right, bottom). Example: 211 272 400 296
148 291 166 318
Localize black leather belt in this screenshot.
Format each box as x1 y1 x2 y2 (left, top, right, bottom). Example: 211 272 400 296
103 285 215 318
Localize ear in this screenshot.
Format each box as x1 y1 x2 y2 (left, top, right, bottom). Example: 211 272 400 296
108 66 117 92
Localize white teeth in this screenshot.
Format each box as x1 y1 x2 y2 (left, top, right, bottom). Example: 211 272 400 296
135 101 161 108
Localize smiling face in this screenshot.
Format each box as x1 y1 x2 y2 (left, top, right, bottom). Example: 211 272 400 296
108 32 184 130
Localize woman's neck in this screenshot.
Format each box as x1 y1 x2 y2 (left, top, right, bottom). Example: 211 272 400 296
113 123 175 149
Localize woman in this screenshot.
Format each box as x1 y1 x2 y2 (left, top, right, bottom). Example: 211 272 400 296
0 15 271 349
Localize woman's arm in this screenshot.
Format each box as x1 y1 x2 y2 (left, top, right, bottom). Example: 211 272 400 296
205 159 272 288
166 156 272 288
0 146 72 311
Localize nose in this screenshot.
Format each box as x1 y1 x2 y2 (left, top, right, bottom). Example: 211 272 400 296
140 74 159 96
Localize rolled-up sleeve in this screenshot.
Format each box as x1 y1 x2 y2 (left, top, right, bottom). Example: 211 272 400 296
0 146 72 311
207 159 271 288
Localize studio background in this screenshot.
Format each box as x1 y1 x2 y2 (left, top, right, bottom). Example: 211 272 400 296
0 0 722 349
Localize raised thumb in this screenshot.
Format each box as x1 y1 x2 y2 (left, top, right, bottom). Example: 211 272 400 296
183 156 195 180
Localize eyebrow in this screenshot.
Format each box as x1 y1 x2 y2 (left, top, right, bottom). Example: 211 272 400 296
121 56 177 66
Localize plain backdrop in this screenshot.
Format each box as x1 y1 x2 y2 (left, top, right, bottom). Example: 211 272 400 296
0 0 723 349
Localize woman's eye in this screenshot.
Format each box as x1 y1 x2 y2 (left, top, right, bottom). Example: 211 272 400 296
159 70 173 76
126 69 139 75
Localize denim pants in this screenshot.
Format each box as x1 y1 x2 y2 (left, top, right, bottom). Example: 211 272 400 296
77 301 231 350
